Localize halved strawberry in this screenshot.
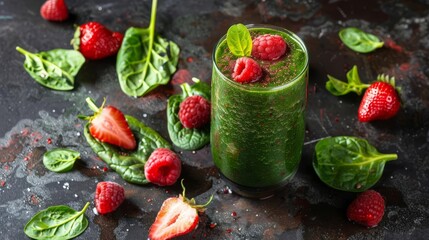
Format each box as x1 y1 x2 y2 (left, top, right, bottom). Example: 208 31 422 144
80 97 136 150
149 180 213 240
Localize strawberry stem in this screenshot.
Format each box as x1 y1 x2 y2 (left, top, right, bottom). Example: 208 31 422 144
85 97 106 113
180 179 213 211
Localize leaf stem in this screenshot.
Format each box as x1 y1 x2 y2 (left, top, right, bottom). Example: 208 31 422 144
380 153 398 162
85 97 100 112
16 46 30 55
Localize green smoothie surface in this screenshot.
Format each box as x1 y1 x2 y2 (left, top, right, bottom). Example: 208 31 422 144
214 26 308 89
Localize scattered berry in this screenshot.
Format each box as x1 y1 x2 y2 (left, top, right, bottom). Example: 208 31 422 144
144 148 181 186
232 57 262 83
72 22 124 60
80 98 136 150
95 181 125 214
40 0 69 22
149 181 212 240
358 75 400 122
252 34 287 61
347 190 385 227
178 95 211 129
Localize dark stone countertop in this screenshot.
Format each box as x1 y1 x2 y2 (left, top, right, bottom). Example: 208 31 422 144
1 0 428 239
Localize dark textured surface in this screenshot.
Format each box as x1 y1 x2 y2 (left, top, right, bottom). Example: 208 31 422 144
1 0 429 239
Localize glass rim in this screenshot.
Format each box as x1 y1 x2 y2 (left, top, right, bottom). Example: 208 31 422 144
212 24 309 92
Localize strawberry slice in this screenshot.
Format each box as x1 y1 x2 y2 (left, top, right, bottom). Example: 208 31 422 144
80 97 136 150
149 180 213 240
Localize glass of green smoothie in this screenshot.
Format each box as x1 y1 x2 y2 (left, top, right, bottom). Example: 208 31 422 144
211 24 308 199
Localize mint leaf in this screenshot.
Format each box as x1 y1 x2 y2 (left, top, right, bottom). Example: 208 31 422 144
226 23 252 57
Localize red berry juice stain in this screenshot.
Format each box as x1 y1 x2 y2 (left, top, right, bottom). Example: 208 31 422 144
186 57 194 63
385 39 403 53
30 194 40 205
209 222 217 229
30 132 42 144
400 63 410 71
0 180 5 187
335 116 340 123
3 165 9 171
226 228 233 234
20 128 30 136
171 69 192 85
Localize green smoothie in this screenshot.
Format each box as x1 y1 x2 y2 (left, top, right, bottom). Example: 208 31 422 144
211 25 308 198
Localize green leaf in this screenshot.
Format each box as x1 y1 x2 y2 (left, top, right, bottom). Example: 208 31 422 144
83 115 171 184
167 78 211 150
313 136 397 192
24 202 90 240
116 0 180 97
339 27 384 53
16 47 85 91
226 23 252 57
325 65 370 96
43 148 80 173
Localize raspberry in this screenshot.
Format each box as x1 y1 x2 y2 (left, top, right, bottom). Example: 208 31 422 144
145 148 182 186
251 34 287 61
178 95 211 129
40 0 69 22
232 57 262 83
347 190 385 227
95 181 125 214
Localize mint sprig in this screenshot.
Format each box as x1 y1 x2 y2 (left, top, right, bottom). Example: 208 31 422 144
226 23 252 57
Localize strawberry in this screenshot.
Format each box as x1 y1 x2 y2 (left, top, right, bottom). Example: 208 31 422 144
144 148 181 186
232 57 262 83
80 97 136 150
95 181 125 214
40 0 69 22
358 74 400 122
72 22 124 60
149 180 213 240
178 95 211 129
252 34 287 61
347 190 385 227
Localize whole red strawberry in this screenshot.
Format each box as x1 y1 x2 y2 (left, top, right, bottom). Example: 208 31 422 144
72 22 123 60
80 97 136 150
252 34 287 61
178 95 211 129
95 181 125 214
358 75 400 122
232 57 262 83
347 190 385 227
149 180 212 240
40 0 69 21
144 148 181 186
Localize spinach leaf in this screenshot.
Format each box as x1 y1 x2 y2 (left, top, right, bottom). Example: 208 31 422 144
24 202 90 240
339 27 384 53
313 136 397 192
116 0 180 97
83 115 171 184
326 65 370 96
167 78 211 150
16 47 85 91
226 23 252 57
43 148 80 173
